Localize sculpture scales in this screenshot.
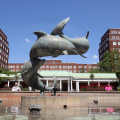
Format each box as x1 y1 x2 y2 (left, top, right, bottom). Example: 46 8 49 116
21 17 89 93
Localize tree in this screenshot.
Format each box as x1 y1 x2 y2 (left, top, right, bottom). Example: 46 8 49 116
89 67 100 73
98 50 120 73
90 73 94 84
116 71 120 85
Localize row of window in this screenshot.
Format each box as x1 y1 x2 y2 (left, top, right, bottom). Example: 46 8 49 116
111 36 120 40
0 55 8 63
0 32 7 40
41 65 76 69
0 48 9 58
100 37 108 48
8 65 23 69
99 43 108 53
0 36 8 47
111 31 120 34
0 63 7 69
0 42 9 52
101 35 120 47
8 64 98 70
100 41 120 54
113 41 120 45
100 48 120 59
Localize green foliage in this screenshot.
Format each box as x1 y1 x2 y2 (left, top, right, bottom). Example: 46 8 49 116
98 50 120 73
89 68 100 73
116 71 120 84
21 87 28 91
117 87 120 91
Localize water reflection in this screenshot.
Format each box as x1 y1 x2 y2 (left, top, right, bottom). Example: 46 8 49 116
0 105 120 120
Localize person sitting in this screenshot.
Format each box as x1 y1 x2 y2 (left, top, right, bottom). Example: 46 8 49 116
105 83 113 91
12 82 21 91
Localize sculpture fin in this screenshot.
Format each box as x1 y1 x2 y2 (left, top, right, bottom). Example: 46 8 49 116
51 17 70 35
86 31 89 39
34 31 47 40
80 54 87 58
62 50 68 55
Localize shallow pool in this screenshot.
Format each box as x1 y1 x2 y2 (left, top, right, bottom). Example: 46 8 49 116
0 104 120 120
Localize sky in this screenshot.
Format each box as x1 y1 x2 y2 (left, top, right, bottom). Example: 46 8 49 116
0 0 120 64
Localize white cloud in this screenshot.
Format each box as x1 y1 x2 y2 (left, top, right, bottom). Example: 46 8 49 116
93 55 98 59
25 38 33 43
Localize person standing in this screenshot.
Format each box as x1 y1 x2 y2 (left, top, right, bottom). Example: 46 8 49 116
105 83 113 91
12 82 21 91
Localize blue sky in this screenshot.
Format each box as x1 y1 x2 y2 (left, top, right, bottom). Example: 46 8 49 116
0 0 120 64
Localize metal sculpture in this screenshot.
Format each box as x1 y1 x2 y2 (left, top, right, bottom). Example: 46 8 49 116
21 17 89 94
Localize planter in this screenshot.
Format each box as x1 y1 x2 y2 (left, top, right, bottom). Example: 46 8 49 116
0 88 12 91
86 87 105 91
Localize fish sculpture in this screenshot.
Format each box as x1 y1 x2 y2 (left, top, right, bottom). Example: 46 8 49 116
21 17 90 94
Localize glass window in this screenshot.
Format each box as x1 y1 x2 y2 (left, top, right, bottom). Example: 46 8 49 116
84 66 87 69
46 66 49 68
16 65 19 68
111 31 117 34
112 36 115 39
74 66 76 69
113 42 117 45
89 66 91 69
59 66 62 68
0 36 2 40
116 36 119 39
106 43 108 48
118 42 120 45
63 66 65 69
74 70 76 73
78 66 82 68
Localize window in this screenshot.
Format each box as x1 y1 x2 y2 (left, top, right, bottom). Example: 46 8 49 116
106 43 108 48
112 36 116 39
89 66 91 69
116 36 119 39
0 36 2 40
106 37 108 41
73 66 76 69
84 66 87 69
74 70 76 73
118 42 120 45
0 48 2 53
78 66 82 68
16 65 19 68
111 31 117 34
46 66 49 68
59 66 62 68
113 48 117 50
113 42 117 45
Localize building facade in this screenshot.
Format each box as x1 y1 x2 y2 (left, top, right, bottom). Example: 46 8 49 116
0 29 9 69
99 29 120 61
8 60 98 73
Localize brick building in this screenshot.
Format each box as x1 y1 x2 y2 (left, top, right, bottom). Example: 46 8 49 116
99 29 120 61
8 60 98 73
0 29 9 69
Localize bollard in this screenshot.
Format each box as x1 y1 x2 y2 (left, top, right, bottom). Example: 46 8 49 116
28 104 41 115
